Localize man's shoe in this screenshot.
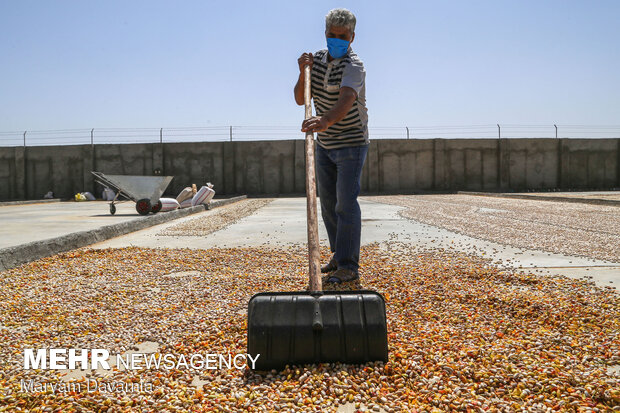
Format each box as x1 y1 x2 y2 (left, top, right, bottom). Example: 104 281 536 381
326 268 359 284
321 258 337 273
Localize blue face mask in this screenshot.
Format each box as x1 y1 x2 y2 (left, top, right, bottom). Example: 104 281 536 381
326 37 350 59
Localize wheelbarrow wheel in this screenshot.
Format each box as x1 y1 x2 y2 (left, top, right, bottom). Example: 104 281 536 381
136 199 151 215
151 200 162 214
109 203 116 215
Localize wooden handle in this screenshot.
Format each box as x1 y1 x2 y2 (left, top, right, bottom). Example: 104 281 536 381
304 65 322 292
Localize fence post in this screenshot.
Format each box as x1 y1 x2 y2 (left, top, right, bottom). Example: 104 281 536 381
497 124 501 140
230 126 233 142
554 124 557 139
91 127 97 191
406 127 410 140
23 131 26 147
85 130 95 195
160 128 165 175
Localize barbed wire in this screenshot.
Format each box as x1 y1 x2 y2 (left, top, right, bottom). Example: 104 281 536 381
0 124 618 146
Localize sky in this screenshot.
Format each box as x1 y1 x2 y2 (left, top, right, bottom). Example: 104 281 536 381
1 0 619 139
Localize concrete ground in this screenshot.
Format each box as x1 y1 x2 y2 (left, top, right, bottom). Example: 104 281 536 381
92 197 620 289
1 196 617 288
2 195 617 413
518 191 620 201
0 201 144 249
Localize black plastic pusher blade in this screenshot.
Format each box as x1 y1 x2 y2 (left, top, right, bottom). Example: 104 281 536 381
247 290 388 371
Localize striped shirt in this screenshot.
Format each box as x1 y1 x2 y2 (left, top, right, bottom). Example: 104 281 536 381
311 49 369 149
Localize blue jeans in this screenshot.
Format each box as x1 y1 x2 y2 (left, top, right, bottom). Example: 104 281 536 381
316 144 368 274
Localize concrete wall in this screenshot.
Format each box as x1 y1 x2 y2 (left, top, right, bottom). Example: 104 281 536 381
0 138 618 200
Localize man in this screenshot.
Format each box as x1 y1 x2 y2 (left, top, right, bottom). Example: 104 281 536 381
294 8 368 283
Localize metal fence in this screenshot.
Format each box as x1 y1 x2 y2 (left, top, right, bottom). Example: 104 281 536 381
1 124 619 147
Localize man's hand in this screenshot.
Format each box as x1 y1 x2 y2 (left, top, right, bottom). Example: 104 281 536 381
294 53 313 105
301 116 329 133
301 87 357 133
298 53 313 72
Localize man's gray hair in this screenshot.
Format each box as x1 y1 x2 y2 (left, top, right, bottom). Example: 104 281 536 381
325 8 356 33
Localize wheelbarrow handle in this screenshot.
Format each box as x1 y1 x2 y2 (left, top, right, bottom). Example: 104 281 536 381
304 64 322 292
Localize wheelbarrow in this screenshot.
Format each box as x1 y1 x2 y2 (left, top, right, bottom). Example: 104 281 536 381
91 171 173 215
